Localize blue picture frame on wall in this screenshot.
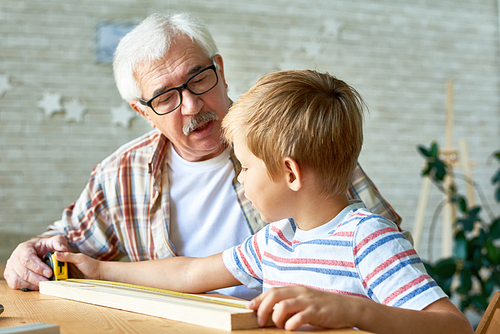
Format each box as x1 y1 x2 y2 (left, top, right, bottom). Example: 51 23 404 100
96 22 136 63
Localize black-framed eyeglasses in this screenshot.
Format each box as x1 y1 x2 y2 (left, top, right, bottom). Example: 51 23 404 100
139 64 219 116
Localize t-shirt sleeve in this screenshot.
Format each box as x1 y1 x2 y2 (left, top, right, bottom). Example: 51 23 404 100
222 225 269 291
353 215 447 310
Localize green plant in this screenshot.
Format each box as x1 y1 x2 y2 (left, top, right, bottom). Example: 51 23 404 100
418 142 500 312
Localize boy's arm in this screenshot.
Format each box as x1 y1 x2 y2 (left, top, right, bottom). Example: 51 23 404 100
248 286 473 334
55 252 240 294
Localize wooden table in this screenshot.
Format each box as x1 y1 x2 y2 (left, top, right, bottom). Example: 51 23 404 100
0 264 369 333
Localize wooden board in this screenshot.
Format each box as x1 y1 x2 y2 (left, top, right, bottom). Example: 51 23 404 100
39 280 266 331
1 276 369 334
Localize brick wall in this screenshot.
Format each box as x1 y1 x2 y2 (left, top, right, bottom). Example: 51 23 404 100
0 0 499 263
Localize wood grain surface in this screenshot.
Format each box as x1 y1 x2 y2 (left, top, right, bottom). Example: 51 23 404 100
0 264 369 333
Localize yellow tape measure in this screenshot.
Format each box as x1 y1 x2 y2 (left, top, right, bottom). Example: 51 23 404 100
65 278 247 309
43 252 68 281
62 278 246 309
44 253 247 309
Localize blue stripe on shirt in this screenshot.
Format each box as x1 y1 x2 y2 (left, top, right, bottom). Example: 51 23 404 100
355 233 406 265
392 280 439 307
269 235 294 252
294 239 352 248
246 238 262 272
365 257 422 299
233 248 263 285
262 259 359 278
265 225 270 246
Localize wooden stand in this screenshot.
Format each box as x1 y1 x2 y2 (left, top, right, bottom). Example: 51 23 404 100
412 81 476 257
475 291 500 334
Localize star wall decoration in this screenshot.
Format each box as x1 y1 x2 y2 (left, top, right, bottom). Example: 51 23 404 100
304 41 323 59
323 19 344 39
38 92 63 117
0 74 12 98
111 103 137 128
63 98 87 123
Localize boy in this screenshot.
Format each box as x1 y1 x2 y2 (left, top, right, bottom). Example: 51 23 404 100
56 70 472 333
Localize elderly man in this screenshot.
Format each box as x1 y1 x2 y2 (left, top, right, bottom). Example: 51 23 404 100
4 13 401 299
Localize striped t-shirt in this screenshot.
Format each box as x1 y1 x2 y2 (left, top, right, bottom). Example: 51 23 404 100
222 202 446 310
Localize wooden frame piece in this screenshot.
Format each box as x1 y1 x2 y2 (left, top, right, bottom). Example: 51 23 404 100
39 280 269 331
412 80 476 256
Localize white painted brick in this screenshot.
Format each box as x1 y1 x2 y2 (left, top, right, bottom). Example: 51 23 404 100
0 0 499 265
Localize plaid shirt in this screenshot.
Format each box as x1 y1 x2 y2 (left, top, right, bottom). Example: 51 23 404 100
46 129 402 261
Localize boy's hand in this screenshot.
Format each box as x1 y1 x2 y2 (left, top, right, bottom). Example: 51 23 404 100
247 286 354 331
54 252 102 280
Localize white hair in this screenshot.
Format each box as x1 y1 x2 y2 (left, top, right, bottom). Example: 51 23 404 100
113 13 219 102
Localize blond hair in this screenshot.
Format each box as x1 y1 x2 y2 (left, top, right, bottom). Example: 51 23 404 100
222 70 365 197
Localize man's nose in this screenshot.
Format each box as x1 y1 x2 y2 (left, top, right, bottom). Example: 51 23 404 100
180 89 203 116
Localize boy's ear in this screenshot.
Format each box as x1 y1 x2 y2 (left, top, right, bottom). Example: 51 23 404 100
283 157 302 191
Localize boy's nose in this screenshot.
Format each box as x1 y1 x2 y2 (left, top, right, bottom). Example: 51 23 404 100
237 172 244 185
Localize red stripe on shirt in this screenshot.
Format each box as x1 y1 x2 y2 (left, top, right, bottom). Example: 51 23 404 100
237 244 260 278
331 231 354 238
354 227 397 255
264 251 355 268
271 225 292 246
382 274 431 305
253 235 262 263
362 249 418 288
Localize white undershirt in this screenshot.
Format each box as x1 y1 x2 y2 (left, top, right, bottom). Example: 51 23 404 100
167 143 258 299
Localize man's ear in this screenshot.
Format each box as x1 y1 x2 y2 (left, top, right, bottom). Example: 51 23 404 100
130 100 156 128
213 54 228 89
283 157 302 192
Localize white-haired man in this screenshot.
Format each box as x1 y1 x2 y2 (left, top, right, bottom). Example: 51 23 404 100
4 13 402 299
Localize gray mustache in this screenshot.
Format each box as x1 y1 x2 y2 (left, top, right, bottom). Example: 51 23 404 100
183 111 219 135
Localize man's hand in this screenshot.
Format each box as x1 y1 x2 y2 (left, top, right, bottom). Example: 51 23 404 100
3 235 69 290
